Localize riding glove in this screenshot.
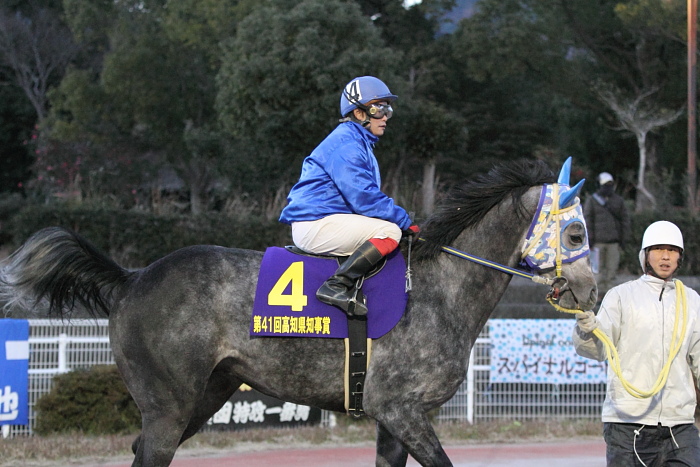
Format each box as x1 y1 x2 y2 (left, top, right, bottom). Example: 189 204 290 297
575 311 598 333
403 224 420 238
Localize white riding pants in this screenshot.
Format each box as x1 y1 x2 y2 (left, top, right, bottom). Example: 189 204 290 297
291 214 402 256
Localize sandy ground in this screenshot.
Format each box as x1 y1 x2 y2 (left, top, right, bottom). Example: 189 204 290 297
69 439 606 467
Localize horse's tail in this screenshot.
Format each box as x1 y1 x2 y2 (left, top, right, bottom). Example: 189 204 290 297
0 227 132 318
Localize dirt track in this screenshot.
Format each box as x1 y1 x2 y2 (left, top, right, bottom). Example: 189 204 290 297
85 440 605 467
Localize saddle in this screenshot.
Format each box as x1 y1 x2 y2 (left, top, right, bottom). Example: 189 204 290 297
251 246 408 416
284 245 388 276
251 246 406 339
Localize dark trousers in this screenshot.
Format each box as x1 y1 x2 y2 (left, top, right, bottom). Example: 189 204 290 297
604 422 700 466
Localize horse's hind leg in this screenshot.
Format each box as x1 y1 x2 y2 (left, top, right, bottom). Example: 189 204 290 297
376 422 409 467
128 371 239 466
372 408 452 467
131 405 190 467
125 372 211 466
178 366 241 446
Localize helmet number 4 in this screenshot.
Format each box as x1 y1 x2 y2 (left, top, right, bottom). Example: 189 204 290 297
345 79 362 103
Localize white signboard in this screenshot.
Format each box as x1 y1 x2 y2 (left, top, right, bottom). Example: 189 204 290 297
489 319 607 384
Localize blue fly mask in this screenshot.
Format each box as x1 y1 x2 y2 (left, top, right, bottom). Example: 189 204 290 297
520 158 589 276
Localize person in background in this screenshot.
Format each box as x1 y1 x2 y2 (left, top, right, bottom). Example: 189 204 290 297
584 172 631 295
573 220 700 466
279 76 418 316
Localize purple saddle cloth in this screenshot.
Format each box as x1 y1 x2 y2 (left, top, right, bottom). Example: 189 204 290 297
251 247 407 338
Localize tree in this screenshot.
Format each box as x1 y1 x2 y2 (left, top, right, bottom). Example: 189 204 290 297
0 84 34 194
216 0 402 190
0 3 79 123
396 98 468 216
451 0 688 206
48 0 238 213
594 83 684 212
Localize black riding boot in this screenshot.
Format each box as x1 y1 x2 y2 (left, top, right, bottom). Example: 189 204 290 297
316 240 384 316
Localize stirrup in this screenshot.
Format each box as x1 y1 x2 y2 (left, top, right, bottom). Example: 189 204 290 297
346 287 368 316
316 285 368 317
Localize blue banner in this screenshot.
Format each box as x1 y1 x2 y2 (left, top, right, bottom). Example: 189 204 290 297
0 319 29 426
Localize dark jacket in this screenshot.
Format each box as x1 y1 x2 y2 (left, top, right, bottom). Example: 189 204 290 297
584 190 631 246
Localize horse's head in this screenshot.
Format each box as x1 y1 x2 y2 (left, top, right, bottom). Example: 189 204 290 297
520 157 597 310
413 157 597 312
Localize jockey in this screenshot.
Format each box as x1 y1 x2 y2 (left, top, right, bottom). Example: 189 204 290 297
279 76 418 316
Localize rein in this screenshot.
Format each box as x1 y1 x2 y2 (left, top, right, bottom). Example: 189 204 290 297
437 236 689 400
431 243 558 286
415 182 584 309
572 281 687 399
414 179 687 399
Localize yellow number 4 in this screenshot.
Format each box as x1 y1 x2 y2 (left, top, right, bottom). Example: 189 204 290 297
268 261 308 312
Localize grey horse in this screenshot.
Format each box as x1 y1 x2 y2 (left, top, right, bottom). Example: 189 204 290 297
0 158 596 466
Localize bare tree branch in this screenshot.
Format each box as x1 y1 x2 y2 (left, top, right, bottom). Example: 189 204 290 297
0 5 79 123
593 81 685 212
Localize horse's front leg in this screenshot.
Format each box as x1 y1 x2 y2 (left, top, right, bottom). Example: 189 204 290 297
376 422 409 467
370 407 452 467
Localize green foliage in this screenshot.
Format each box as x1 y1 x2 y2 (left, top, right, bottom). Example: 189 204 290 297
5 203 292 268
450 0 686 200
47 69 108 143
391 97 469 181
34 365 140 435
50 0 225 212
453 0 565 84
1 0 698 218
0 84 34 194
615 0 686 40
216 0 401 184
161 0 242 61
62 0 115 45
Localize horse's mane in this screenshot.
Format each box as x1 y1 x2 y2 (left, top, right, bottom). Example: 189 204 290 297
413 159 557 261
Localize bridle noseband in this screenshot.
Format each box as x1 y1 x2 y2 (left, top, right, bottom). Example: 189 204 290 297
415 182 590 310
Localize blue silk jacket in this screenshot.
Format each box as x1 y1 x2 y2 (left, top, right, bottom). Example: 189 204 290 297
279 122 411 230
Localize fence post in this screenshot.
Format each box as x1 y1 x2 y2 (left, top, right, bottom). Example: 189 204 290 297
58 333 68 374
466 349 474 424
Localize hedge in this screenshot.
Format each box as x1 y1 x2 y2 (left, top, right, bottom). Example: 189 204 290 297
4 203 700 274
34 365 140 435
5 204 292 268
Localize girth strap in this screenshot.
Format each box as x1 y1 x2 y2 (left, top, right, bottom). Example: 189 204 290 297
344 312 370 418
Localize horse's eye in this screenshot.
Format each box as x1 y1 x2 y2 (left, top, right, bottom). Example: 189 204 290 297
563 221 586 250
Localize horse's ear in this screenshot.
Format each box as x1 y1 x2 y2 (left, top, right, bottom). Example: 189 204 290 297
557 156 573 185
559 179 585 208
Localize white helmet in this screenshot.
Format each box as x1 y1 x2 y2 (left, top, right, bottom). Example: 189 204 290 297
598 172 614 185
638 220 684 272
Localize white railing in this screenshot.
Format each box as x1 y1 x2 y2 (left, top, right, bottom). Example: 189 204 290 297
2 319 604 438
437 324 604 423
2 319 112 438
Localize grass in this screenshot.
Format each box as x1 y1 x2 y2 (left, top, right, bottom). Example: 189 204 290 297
0 418 601 466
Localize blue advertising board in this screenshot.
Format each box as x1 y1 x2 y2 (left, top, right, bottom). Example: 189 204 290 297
0 319 29 426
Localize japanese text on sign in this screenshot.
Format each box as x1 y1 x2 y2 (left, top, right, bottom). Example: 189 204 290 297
489 319 607 384
0 320 29 426
252 316 331 335
0 386 19 422
206 385 320 430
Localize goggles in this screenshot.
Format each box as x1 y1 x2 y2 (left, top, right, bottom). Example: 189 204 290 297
366 103 393 120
